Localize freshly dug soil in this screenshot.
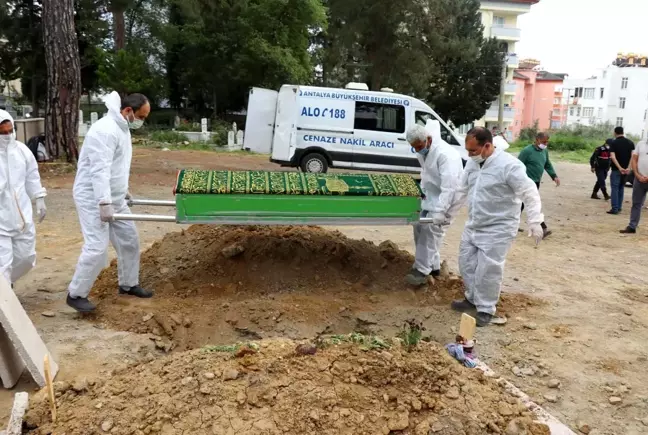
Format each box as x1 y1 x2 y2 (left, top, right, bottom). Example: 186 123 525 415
90 225 540 351
26 338 550 435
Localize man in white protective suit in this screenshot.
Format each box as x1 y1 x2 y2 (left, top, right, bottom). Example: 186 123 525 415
0 110 47 287
66 92 152 313
405 120 463 286
448 127 544 327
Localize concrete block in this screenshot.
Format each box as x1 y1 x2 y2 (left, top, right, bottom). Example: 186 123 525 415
0 324 25 388
6 392 28 435
0 276 58 387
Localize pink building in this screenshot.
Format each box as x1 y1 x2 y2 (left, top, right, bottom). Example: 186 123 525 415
510 69 566 138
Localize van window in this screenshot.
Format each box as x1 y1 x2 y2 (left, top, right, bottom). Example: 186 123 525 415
415 111 459 145
354 102 405 133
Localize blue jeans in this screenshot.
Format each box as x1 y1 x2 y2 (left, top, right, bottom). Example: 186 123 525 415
610 171 626 212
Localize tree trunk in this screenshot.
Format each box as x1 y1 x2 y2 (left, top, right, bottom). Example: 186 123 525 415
113 8 126 51
42 0 82 162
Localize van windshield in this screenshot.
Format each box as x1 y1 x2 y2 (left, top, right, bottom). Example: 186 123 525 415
415 111 459 146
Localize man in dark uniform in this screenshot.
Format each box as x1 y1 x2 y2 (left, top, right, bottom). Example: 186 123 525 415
590 139 612 201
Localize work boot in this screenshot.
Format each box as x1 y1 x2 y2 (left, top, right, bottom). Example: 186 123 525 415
476 312 508 327
591 193 600 200
620 226 637 234
66 294 96 313
543 228 553 239
607 210 619 215
451 298 476 313
604 193 611 201
119 285 154 298
429 269 441 277
406 269 428 287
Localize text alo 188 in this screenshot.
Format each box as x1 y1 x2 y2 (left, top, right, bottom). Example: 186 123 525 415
301 107 346 119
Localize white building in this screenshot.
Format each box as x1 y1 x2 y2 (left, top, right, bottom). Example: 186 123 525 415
563 61 648 138
473 0 539 134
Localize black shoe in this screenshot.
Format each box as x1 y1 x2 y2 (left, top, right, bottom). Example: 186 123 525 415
591 193 600 200
543 229 553 239
620 226 636 234
517 228 524 233
406 269 428 286
451 298 476 313
119 285 154 298
429 269 441 277
607 210 620 215
476 312 507 327
604 194 611 201
66 294 96 313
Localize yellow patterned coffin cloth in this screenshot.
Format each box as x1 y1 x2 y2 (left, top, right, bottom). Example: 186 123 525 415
174 170 421 197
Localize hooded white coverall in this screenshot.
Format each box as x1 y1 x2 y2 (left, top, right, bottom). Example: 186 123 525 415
0 110 47 284
68 92 140 298
413 120 463 274
448 148 543 315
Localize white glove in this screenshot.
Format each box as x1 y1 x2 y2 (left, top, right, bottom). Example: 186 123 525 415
528 223 543 246
125 191 133 207
35 198 46 223
99 203 114 223
430 212 447 226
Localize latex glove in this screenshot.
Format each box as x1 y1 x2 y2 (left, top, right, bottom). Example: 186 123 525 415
528 223 544 246
35 198 46 223
99 203 114 223
125 191 133 207
430 212 447 226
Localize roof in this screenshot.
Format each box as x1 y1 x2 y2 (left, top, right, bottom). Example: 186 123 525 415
502 0 540 4
536 71 565 81
514 71 530 80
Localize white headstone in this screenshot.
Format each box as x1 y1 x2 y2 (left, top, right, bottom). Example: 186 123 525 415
201 118 208 133
232 122 238 134
91 112 99 124
228 131 235 147
79 110 84 124
174 115 180 128
236 130 244 146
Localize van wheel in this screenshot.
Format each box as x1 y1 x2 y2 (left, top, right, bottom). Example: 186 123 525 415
300 153 328 173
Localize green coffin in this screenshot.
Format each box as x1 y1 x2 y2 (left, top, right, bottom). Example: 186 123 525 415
173 170 422 225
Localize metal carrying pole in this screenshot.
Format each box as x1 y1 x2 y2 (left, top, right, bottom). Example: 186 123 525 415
128 199 176 207
113 213 176 222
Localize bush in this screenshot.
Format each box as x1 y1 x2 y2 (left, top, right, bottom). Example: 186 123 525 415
209 118 231 147
149 130 188 144
518 121 539 143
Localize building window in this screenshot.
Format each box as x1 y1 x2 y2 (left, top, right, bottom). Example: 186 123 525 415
554 98 560 104
600 88 605 99
616 117 624 127
552 109 561 116
582 107 594 117
621 78 628 89
577 107 582 117
574 88 583 98
584 88 595 99
493 16 505 27
354 102 405 133
569 107 575 116
619 97 626 109
598 108 603 118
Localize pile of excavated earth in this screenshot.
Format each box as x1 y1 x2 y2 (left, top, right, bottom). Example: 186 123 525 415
89 225 538 351
25 338 550 435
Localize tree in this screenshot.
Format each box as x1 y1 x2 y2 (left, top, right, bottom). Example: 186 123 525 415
42 0 82 162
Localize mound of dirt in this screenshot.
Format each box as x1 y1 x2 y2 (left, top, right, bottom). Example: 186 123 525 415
90 225 539 351
26 338 549 435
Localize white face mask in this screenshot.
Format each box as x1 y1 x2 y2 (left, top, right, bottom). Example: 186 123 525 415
470 155 485 164
126 112 145 130
0 134 12 148
538 143 547 150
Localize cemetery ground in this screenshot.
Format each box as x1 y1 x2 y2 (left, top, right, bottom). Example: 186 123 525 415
2 147 648 434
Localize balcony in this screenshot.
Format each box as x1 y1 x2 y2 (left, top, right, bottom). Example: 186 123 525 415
491 25 522 41
504 81 517 95
485 105 515 122
507 53 519 68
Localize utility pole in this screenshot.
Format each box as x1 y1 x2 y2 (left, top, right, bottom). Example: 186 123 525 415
498 55 508 132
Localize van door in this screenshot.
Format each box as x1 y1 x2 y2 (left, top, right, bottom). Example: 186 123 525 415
243 87 278 154
352 102 419 172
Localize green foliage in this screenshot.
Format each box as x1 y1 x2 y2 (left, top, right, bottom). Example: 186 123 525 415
97 48 164 101
398 319 425 352
519 120 540 143
202 342 259 353
324 333 391 351
149 130 188 144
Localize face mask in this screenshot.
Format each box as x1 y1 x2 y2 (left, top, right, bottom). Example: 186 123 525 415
126 112 145 130
538 143 547 150
470 155 485 164
418 148 430 157
0 135 12 148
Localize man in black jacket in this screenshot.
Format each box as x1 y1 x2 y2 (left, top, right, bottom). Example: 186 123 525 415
590 139 612 200
608 127 635 214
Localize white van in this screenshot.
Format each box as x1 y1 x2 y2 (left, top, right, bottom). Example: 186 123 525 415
243 84 467 173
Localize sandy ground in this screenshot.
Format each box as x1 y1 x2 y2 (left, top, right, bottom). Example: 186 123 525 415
1 148 647 435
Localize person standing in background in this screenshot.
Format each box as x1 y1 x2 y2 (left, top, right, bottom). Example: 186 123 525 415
517 132 560 239
608 127 635 215
590 139 612 201
620 140 648 234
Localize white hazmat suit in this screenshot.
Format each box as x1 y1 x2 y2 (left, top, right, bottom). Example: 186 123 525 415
413 120 463 274
0 110 47 285
449 148 543 315
68 92 140 298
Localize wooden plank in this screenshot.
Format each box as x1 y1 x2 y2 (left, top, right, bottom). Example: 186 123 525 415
459 313 476 341
43 355 56 422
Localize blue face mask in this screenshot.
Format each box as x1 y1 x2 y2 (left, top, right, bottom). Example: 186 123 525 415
418 148 430 157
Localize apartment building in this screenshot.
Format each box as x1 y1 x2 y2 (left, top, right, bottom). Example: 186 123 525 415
476 0 540 133
563 54 648 138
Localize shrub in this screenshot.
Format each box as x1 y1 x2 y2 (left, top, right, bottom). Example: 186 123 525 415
209 118 232 147
519 121 539 143
150 130 188 144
